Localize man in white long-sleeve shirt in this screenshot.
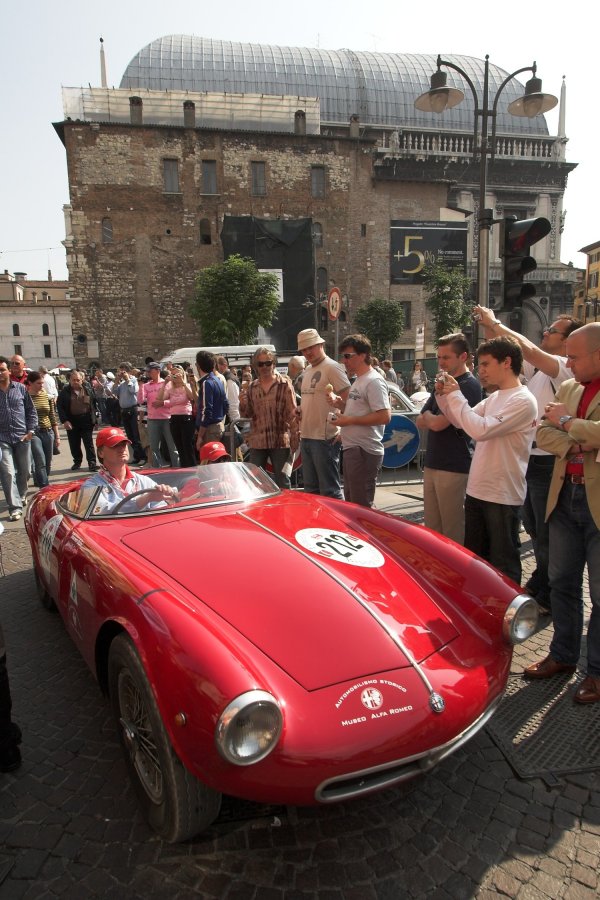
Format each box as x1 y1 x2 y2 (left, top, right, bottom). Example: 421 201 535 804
436 336 537 584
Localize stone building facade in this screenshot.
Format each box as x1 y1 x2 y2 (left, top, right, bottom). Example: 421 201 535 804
0 271 75 369
54 38 579 368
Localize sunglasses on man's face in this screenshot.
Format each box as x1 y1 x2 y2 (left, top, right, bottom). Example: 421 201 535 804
341 352 357 360
257 360 273 367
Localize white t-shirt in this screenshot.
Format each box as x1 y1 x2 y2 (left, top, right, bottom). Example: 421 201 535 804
300 356 350 440
522 358 571 456
341 369 391 456
438 385 538 506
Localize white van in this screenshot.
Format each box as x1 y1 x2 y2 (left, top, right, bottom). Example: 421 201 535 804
160 344 277 369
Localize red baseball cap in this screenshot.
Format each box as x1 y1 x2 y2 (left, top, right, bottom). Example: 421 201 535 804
96 427 131 449
199 441 231 463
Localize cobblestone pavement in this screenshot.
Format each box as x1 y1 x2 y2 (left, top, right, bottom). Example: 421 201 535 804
0 462 598 898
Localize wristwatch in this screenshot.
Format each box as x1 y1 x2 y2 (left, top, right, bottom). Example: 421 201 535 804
558 415 573 429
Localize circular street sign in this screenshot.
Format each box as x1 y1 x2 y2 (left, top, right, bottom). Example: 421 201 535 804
381 414 420 469
327 287 342 320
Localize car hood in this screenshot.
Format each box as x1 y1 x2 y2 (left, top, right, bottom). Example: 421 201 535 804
122 496 460 690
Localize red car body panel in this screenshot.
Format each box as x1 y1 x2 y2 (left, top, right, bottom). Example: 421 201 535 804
26 470 522 807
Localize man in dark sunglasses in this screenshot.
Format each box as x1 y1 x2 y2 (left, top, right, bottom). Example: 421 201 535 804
474 304 582 617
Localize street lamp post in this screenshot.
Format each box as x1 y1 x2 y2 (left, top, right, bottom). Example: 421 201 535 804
415 55 557 308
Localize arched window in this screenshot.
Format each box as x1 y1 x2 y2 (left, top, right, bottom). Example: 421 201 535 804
199 218 212 245
313 222 323 248
316 267 328 295
42 323 50 336
12 324 20 336
102 217 113 243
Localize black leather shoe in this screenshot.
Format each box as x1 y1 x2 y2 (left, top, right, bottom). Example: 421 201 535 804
574 675 600 704
523 655 576 679
0 722 22 773
0 744 21 773
70 463 81 471
88 464 98 471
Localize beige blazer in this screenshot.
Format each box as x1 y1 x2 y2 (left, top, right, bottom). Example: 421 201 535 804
536 378 600 527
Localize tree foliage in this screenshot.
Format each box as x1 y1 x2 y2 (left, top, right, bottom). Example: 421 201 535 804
421 261 473 342
190 255 280 345
353 298 404 360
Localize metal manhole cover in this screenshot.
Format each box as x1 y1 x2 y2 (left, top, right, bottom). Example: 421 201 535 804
487 674 600 780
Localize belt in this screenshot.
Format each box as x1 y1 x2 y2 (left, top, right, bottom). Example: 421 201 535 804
565 474 585 484
36 426 53 432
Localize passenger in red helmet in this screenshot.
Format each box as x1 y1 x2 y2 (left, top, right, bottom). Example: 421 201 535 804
199 441 231 464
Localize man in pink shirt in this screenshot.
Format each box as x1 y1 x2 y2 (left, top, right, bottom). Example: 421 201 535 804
138 363 180 467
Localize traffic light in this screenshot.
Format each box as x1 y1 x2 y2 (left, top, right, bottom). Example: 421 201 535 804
501 216 550 311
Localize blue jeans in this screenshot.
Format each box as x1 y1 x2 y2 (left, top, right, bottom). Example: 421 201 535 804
464 494 522 585
521 455 554 605
0 440 32 513
249 447 291 490
301 438 343 499
31 429 54 487
548 482 600 677
147 419 180 468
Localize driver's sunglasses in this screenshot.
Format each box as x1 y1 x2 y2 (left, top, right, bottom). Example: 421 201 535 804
543 327 566 336
341 352 357 359
257 360 273 367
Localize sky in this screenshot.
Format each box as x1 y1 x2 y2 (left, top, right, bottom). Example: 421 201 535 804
0 0 594 282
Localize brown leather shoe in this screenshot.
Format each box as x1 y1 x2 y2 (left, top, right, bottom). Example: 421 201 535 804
574 675 600 704
523 655 577 680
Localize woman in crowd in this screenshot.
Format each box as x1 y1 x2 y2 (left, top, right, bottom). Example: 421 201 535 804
26 371 60 487
57 369 98 472
239 347 298 489
410 360 428 392
156 365 196 467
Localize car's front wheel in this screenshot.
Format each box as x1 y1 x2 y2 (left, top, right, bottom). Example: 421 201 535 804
108 634 221 842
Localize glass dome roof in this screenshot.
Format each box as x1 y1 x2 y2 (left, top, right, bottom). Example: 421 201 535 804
120 35 550 136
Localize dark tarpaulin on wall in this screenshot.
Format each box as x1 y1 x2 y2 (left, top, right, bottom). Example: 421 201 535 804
220 216 315 353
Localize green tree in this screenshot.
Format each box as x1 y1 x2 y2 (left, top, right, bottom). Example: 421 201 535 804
190 255 280 344
353 298 404 360
421 260 473 341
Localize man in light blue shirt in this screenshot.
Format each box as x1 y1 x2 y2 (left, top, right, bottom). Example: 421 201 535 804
112 363 146 465
0 356 38 520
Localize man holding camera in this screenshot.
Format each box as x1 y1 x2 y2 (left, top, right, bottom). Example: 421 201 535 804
113 363 146 466
328 334 391 508
436 336 537 584
416 333 482 544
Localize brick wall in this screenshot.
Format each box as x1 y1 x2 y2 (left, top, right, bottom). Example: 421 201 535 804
62 122 449 365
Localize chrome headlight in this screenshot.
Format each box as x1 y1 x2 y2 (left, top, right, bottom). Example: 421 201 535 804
216 690 282 766
503 594 538 644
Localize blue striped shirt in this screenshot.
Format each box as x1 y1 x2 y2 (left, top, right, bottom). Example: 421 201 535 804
0 381 38 443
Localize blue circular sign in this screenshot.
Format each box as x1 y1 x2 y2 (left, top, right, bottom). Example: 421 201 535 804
381 414 420 469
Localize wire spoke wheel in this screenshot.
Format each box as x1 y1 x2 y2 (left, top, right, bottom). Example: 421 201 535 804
118 671 163 803
108 634 222 841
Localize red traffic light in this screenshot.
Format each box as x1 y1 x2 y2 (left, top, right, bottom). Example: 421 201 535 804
504 217 551 255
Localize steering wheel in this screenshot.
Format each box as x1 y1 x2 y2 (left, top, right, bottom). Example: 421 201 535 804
111 488 177 515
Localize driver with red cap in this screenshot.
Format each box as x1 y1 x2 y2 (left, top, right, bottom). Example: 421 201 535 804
85 427 178 514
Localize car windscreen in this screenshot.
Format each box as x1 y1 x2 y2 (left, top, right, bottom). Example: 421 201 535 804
60 463 280 518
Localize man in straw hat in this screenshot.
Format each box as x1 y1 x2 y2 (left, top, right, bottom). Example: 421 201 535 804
296 329 350 499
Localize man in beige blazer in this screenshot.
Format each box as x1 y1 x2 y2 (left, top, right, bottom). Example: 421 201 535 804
523 323 600 704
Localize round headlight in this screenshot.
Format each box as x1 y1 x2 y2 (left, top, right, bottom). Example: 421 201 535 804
503 594 539 644
216 690 282 766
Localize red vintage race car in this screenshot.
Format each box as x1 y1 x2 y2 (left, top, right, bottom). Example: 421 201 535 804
25 463 536 842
